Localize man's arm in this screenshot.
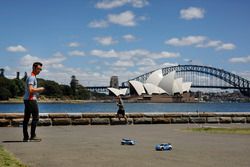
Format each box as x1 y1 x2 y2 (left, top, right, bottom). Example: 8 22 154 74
28 85 45 93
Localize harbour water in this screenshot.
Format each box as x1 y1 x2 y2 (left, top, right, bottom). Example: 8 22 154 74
0 102 250 113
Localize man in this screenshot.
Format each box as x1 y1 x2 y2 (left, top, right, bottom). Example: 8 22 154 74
116 95 127 122
23 62 45 142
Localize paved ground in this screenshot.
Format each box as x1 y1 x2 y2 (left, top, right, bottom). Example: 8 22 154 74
1 124 250 167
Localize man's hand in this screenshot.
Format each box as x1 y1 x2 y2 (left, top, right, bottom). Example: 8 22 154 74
38 87 45 92
29 85 45 93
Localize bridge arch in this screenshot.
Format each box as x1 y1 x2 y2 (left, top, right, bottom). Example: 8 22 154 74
122 65 250 97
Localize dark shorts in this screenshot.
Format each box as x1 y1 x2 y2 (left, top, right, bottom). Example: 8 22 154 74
117 109 125 116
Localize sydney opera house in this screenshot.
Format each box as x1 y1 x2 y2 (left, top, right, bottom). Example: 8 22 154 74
108 70 195 102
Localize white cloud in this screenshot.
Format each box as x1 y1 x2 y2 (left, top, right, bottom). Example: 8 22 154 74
20 54 41 66
137 62 179 74
6 45 27 52
108 11 136 26
215 43 236 51
16 54 121 86
68 42 80 47
180 7 205 20
196 40 222 48
238 71 250 80
229 55 250 63
114 60 134 67
165 36 206 46
20 52 66 68
17 49 178 86
95 0 148 9
136 58 156 66
90 49 118 58
68 50 85 56
90 49 180 60
123 34 136 42
155 51 180 59
94 36 118 46
88 20 109 28
165 35 236 51
4 66 11 71
131 0 149 8
88 10 146 28
160 62 179 68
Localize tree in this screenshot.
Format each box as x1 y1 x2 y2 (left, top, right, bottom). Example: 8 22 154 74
76 85 90 100
38 79 63 97
0 77 17 98
60 85 73 96
0 74 106 101
13 79 25 96
0 87 11 100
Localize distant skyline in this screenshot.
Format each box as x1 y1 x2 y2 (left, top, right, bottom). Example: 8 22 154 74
0 0 250 86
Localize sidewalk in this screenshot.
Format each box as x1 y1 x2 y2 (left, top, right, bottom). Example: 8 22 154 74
1 124 250 167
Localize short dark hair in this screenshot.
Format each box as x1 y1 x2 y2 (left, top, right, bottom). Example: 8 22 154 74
33 62 43 69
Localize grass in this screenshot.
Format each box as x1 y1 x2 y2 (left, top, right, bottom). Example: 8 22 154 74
187 127 250 135
0 145 27 167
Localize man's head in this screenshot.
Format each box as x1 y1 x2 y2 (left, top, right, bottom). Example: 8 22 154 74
32 62 43 75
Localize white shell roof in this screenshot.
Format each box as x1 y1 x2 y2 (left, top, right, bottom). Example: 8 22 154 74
128 70 192 96
173 78 183 94
182 82 192 92
107 87 127 96
120 88 128 95
145 69 163 86
129 80 146 95
158 71 176 95
143 83 166 95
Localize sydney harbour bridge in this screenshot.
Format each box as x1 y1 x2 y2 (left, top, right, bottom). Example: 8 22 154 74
86 65 250 97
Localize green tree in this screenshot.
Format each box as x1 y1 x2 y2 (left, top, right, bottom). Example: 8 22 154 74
0 87 11 100
0 77 17 98
8 80 18 97
39 79 63 97
76 85 90 100
13 79 25 96
60 85 73 96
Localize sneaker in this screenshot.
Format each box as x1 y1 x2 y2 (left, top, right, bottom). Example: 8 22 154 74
30 136 42 142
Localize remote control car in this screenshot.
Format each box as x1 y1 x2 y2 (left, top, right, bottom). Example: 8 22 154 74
155 143 172 151
121 138 136 145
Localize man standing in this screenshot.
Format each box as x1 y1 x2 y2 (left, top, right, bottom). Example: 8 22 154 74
23 62 44 142
116 95 127 122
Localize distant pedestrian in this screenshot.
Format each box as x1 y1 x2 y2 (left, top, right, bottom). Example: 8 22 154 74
23 62 44 142
116 95 127 122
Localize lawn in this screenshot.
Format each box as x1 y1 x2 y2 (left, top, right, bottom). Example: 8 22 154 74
0 145 26 167
187 127 250 135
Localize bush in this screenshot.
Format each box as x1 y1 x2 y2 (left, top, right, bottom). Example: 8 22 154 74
0 87 11 100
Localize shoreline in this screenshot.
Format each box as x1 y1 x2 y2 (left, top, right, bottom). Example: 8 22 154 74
0 99 112 104
1 98 249 104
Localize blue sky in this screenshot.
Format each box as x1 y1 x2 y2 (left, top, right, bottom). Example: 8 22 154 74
0 0 250 86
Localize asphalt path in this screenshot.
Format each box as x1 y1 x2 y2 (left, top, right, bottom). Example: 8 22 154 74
1 124 250 167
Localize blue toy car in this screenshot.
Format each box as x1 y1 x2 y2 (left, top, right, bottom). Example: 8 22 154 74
121 138 136 145
155 143 172 151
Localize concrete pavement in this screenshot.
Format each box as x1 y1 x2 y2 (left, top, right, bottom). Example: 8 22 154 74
1 124 250 167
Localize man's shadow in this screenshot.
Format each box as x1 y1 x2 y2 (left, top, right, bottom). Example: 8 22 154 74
2 140 25 143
